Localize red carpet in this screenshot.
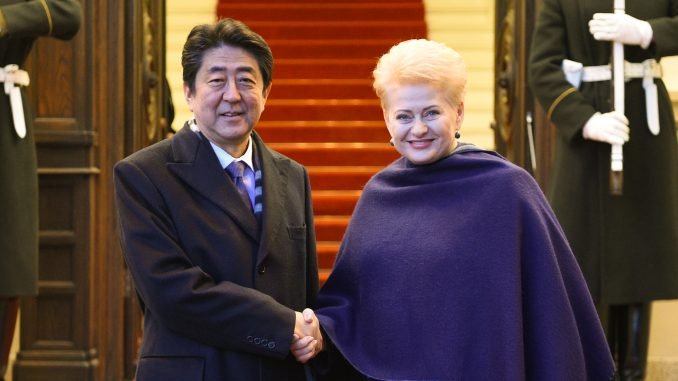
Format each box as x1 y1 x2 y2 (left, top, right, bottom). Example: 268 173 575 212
217 0 427 281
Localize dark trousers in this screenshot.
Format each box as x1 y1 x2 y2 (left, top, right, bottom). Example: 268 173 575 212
598 303 652 381
0 298 18 381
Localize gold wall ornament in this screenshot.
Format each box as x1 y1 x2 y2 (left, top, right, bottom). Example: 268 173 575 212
496 0 515 148
142 2 160 142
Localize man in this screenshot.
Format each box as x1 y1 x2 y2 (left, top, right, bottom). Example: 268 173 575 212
114 18 321 380
0 1 81 379
529 1 678 379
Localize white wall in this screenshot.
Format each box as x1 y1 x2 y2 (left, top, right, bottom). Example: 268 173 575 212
647 56 678 380
425 0 495 149
166 0 216 131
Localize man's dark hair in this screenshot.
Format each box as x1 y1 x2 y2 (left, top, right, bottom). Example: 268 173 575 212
182 18 273 94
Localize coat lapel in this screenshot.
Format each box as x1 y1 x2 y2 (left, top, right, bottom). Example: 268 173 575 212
252 132 289 266
166 125 259 241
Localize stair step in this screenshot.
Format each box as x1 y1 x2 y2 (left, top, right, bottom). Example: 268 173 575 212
217 4 424 22
269 39 397 59
314 215 351 241
270 143 399 166
308 166 382 190
261 99 383 121
317 241 341 268
319 268 332 285
270 79 375 98
222 0 422 3
214 0 426 287
256 121 389 142
249 21 425 40
313 190 361 215
274 59 375 80
270 82 374 99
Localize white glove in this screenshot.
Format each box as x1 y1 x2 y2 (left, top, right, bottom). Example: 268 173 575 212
589 13 653 49
582 111 630 145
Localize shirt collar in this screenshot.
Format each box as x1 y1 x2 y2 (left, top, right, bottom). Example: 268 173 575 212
190 120 254 170
220 137 254 170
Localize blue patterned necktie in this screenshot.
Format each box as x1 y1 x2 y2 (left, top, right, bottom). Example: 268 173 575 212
225 161 252 212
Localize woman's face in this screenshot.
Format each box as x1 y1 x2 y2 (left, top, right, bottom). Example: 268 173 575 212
383 83 463 165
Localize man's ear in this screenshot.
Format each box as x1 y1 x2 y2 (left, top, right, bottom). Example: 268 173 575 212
263 82 272 100
183 83 194 112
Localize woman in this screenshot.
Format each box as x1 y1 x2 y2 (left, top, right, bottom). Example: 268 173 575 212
310 39 616 380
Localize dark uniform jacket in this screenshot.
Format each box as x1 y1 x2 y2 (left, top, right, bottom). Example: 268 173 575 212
114 126 318 380
0 0 80 296
529 0 678 304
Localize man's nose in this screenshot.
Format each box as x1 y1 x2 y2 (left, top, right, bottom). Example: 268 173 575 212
222 81 241 102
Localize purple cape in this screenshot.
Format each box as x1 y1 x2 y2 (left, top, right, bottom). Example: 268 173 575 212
316 147 615 380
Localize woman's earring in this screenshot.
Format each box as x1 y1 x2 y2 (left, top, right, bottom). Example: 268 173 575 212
389 138 394 146
454 131 461 139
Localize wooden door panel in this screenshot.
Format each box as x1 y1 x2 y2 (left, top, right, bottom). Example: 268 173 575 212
14 1 166 380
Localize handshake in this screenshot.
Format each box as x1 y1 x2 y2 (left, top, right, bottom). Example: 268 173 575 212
291 308 323 363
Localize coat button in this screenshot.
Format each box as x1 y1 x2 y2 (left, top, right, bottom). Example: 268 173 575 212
258 265 266 274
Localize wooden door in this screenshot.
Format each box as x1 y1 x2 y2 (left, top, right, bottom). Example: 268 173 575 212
13 0 166 380
121 0 167 378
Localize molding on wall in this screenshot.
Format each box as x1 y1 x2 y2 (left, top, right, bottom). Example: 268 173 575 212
425 0 494 149
165 0 216 130
647 358 678 381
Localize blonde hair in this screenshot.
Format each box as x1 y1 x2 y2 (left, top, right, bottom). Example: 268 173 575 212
373 39 467 107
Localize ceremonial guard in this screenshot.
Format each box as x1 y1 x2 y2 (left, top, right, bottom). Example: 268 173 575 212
529 0 678 379
0 1 80 378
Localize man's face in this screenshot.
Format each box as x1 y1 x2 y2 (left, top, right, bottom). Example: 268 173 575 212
184 44 270 156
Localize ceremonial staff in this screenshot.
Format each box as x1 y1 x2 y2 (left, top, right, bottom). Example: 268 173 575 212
610 0 625 195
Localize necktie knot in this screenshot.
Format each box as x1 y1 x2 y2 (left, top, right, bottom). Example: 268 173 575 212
226 160 246 180
226 161 252 212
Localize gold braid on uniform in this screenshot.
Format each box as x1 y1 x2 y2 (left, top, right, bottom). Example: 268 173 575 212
39 0 53 36
547 87 576 121
0 10 7 37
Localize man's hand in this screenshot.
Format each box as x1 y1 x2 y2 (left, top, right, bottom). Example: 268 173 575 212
291 308 323 363
582 111 630 146
589 13 653 48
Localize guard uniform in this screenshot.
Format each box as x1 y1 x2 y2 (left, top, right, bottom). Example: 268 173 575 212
529 0 678 379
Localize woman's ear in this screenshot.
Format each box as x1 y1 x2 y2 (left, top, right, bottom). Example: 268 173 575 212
382 107 395 138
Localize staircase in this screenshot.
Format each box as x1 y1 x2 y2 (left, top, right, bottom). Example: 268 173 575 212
217 0 427 282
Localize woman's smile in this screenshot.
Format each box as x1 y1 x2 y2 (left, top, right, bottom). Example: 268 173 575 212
407 138 434 149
